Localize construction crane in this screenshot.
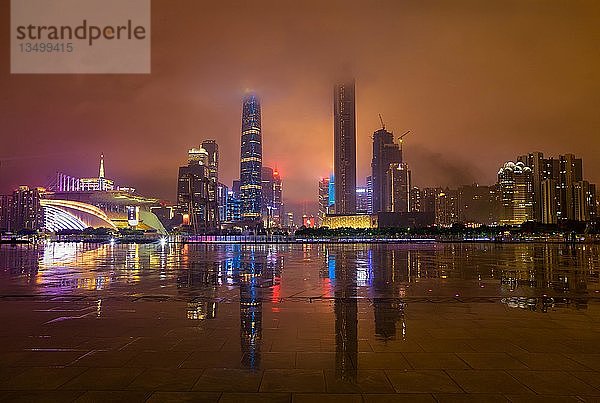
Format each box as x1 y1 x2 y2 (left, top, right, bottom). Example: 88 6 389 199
378 114 386 130
398 130 411 150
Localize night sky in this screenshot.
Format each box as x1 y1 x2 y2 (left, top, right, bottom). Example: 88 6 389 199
1 0 599 215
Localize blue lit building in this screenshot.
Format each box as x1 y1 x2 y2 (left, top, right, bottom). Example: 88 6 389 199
239 93 262 221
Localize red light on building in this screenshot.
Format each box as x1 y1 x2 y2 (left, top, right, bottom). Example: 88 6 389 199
303 214 316 228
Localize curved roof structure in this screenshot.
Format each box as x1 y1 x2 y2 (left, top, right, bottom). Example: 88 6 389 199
41 199 117 232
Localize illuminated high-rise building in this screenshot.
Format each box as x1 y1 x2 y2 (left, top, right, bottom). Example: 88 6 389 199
497 161 534 225
239 93 262 220
517 152 596 223
272 169 283 227
388 163 411 213
318 177 330 226
356 187 370 213
8 186 44 231
261 166 283 227
201 140 219 183
333 80 356 214
372 128 401 213
177 151 219 233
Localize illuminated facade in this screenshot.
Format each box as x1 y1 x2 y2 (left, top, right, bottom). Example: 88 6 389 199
388 163 411 213
333 80 356 214
177 155 219 233
240 93 262 220
201 140 219 183
497 161 534 225
517 152 596 223
259 167 283 228
323 214 377 229
318 177 330 226
6 186 44 231
41 192 166 234
356 186 370 213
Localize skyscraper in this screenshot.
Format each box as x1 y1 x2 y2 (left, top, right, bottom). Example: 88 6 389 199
261 166 274 226
333 81 356 214
372 128 401 213
240 93 262 220
388 163 411 213
201 140 219 183
9 186 44 232
497 161 534 225
318 177 330 226
177 150 219 233
272 169 283 227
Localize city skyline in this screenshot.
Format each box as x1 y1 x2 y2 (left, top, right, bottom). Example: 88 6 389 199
1 0 599 215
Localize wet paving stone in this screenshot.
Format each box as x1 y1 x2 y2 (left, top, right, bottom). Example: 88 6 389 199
0 242 599 399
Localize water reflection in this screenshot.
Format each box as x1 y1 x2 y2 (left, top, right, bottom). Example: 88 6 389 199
1 242 600 377
329 248 358 382
1 242 598 298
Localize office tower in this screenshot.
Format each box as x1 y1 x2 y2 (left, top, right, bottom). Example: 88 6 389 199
356 186 370 213
366 176 373 214
188 147 209 166
177 151 218 233
272 169 283 227
497 161 534 225
372 128 402 213
240 93 262 220
201 140 219 183
333 80 356 214
261 166 281 228
217 182 229 222
226 190 242 222
328 174 335 211
10 186 44 231
232 180 241 197
318 177 330 226
388 163 411 213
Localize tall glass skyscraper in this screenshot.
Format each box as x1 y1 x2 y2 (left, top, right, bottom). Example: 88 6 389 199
333 80 356 214
240 93 262 220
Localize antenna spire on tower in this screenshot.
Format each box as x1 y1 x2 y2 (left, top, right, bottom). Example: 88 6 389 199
99 153 105 179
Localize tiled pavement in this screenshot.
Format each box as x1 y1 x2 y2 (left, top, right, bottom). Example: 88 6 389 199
0 297 599 402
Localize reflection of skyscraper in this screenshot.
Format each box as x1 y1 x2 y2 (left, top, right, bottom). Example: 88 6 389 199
371 247 406 341
240 253 263 370
333 81 356 214
233 246 281 370
240 94 263 221
331 249 358 382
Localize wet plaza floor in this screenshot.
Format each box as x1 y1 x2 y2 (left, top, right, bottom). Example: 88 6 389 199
0 242 599 402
